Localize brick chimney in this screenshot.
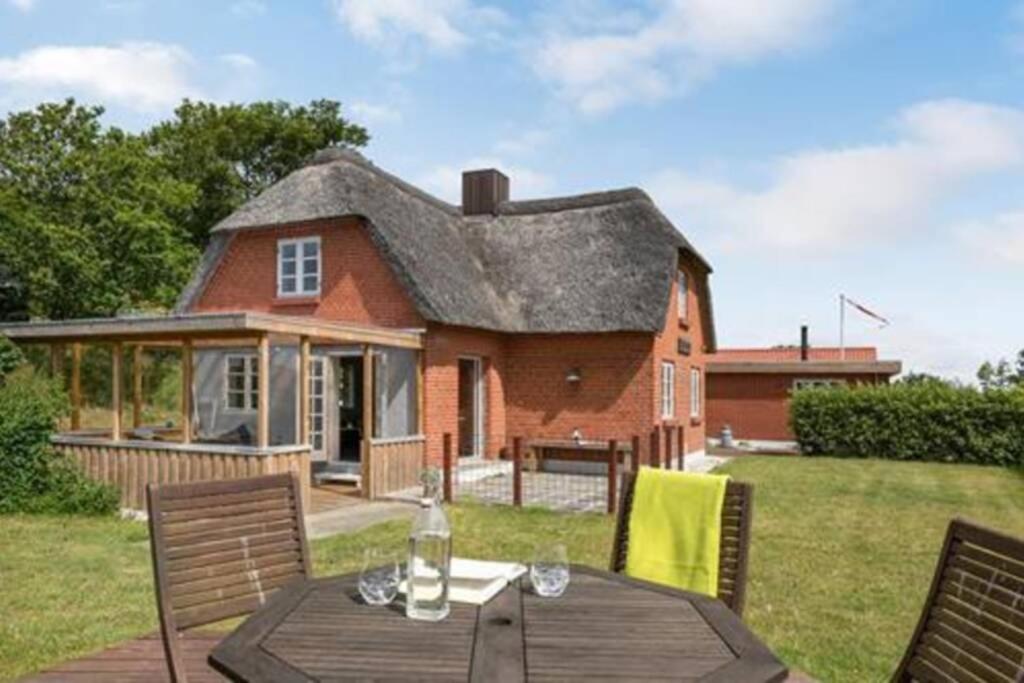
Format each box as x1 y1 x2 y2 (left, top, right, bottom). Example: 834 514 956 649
462 169 509 215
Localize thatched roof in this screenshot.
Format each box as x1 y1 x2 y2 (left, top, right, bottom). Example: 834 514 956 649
178 148 715 344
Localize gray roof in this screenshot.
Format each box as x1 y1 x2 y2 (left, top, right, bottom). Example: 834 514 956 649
178 148 715 344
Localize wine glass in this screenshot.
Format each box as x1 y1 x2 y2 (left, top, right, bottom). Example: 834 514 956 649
358 549 401 606
530 543 570 597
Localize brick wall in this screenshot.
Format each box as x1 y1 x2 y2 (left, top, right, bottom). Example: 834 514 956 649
650 254 709 454
706 372 888 442
504 332 653 445
191 217 425 328
423 324 507 465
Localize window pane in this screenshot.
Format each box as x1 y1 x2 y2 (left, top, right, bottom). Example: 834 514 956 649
280 276 296 293
228 392 244 409
228 357 244 372
281 260 296 276
302 241 318 258
303 257 318 274
228 375 245 391
281 243 296 259
302 275 318 292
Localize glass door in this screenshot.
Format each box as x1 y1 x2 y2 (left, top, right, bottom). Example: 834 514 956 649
309 357 326 458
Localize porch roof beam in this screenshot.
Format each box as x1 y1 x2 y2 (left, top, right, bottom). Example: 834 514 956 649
0 312 424 349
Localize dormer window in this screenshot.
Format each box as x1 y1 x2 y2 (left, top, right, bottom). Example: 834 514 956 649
278 236 321 297
677 270 688 319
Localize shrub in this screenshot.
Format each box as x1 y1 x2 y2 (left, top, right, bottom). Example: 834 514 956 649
790 382 1024 467
0 334 23 380
0 365 117 514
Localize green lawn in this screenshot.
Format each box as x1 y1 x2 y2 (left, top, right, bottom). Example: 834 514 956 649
2 457 1023 682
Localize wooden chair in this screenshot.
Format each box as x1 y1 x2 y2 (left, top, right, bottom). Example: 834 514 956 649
146 474 313 683
893 518 1024 683
609 470 754 616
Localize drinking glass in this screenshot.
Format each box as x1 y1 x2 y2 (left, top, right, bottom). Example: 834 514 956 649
530 543 570 597
358 549 401 606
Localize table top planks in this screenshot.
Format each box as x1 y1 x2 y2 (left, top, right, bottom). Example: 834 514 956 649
210 565 787 683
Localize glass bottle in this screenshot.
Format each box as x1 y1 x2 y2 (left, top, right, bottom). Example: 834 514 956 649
406 468 452 621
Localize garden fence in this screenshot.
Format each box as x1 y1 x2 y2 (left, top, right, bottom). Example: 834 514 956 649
441 426 687 514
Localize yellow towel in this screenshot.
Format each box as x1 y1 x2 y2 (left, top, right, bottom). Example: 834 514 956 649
624 468 729 597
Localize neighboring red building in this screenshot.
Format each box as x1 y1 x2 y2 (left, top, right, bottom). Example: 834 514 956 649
177 148 716 476
706 341 901 447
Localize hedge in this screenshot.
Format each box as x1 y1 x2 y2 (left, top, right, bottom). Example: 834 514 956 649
0 365 118 514
790 382 1024 467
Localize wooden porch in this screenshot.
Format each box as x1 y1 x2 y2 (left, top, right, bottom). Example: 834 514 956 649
0 312 428 506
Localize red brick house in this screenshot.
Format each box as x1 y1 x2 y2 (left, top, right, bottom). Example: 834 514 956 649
706 339 900 448
175 148 716 478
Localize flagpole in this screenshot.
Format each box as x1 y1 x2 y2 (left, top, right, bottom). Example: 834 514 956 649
839 293 846 360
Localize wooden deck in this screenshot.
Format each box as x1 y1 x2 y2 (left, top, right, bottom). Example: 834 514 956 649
309 481 364 514
20 632 224 682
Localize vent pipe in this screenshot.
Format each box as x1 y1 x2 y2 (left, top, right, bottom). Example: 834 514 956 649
800 325 809 361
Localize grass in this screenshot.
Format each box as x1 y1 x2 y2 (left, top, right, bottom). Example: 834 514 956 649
1 457 1022 682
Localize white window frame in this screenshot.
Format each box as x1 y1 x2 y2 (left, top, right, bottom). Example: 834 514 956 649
277 236 321 297
678 270 688 319
660 361 675 419
224 354 259 412
690 367 701 418
308 356 326 456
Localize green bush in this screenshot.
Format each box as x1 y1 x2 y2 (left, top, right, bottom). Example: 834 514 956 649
790 383 1024 466
0 365 118 514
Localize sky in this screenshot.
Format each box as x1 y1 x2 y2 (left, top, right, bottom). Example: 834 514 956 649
1 0 1022 381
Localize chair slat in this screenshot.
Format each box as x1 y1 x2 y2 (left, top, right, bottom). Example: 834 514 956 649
892 519 1024 683
147 473 312 682
609 471 753 617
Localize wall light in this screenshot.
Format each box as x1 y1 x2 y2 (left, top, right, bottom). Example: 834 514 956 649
566 367 582 383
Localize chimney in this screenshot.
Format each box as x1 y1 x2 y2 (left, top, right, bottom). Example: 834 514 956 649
462 169 509 216
800 325 809 361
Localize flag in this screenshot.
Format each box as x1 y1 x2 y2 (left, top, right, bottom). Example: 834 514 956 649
844 296 890 327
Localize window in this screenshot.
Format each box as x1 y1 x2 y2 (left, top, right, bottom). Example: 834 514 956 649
277 236 321 296
793 378 845 391
677 270 688 319
690 367 701 418
225 355 259 411
660 361 675 419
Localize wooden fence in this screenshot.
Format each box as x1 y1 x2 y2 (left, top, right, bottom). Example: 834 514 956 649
441 426 687 514
53 436 312 512
364 436 425 500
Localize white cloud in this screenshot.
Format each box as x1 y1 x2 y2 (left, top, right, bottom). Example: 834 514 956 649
493 128 551 156
955 211 1024 267
0 42 200 110
417 157 554 204
332 0 506 53
647 99 1024 254
534 0 839 113
231 0 267 16
349 100 403 125
219 52 258 70
7 0 36 11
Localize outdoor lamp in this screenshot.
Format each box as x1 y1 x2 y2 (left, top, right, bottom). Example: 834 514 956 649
566 367 582 383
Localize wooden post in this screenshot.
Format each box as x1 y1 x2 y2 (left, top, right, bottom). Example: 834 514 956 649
257 335 270 449
298 336 310 446
631 435 640 474
665 426 674 470
442 432 453 503
132 346 144 429
111 342 123 441
677 425 686 471
607 439 618 514
181 339 193 445
512 437 523 507
361 344 374 498
650 426 660 468
70 343 82 431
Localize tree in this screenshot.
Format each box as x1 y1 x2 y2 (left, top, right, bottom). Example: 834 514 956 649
977 352 1024 390
897 372 952 387
146 99 368 245
0 100 198 319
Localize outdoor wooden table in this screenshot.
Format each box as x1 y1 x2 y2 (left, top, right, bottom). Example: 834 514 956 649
209 565 788 682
